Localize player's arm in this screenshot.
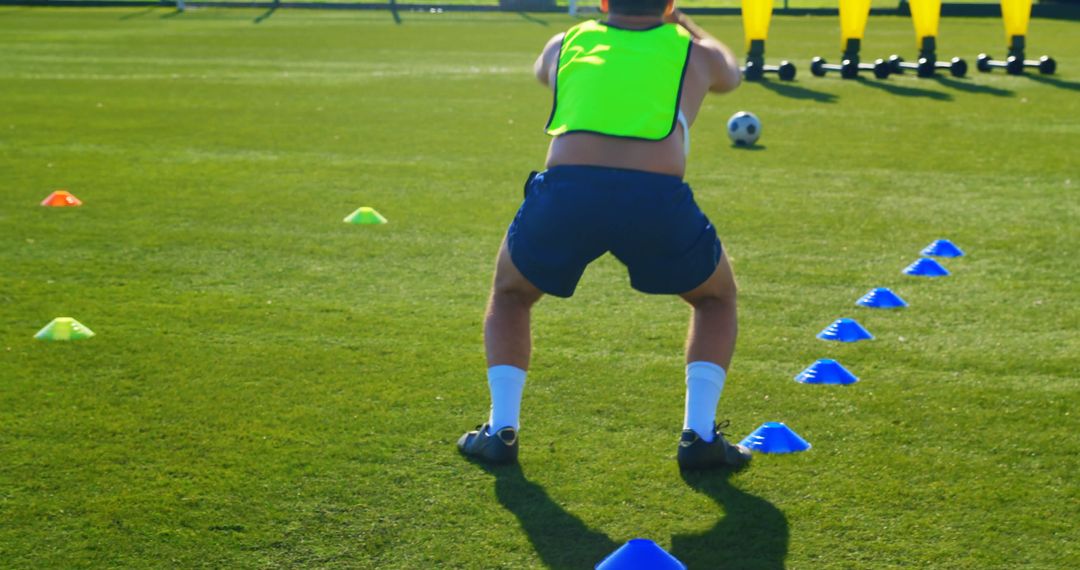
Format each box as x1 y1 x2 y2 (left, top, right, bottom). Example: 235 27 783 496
665 9 741 93
534 33 565 88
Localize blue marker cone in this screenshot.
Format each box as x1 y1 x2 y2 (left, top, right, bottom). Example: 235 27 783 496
817 318 873 342
857 287 908 309
596 539 686 570
921 239 964 258
739 422 811 454
795 359 859 385
903 258 949 277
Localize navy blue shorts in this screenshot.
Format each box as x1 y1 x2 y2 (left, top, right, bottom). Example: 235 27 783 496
506 165 722 298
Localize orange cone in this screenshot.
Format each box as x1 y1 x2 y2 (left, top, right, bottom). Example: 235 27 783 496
41 190 82 207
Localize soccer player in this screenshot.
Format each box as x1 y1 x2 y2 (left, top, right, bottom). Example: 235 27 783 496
458 0 750 470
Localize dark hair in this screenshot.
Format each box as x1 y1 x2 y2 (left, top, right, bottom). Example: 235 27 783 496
608 0 667 16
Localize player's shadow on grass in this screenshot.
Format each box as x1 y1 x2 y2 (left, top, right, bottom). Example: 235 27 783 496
930 75 1013 97
856 77 952 101
473 460 787 569
672 469 789 569
481 462 618 569
254 3 278 24
1027 74 1080 92
755 79 838 103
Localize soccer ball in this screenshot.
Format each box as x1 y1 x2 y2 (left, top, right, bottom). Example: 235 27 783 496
727 111 761 146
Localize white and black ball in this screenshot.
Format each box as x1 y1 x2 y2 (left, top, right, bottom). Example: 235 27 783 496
727 111 761 146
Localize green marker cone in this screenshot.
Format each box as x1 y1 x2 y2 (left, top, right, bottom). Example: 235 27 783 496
344 207 388 225
34 317 95 341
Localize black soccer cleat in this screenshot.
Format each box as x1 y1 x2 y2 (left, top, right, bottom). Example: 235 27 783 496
677 421 752 470
457 423 518 464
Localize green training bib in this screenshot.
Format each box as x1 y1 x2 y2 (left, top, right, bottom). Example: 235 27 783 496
545 20 692 141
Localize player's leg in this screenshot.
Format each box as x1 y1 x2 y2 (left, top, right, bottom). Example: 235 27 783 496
485 238 544 370
675 251 749 469
483 239 544 435
599 170 748 468
459 238 544 464
459 167 602 464
680 249 737 369
677 251 737 443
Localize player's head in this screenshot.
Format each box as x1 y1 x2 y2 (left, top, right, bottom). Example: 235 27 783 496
601 0 674 17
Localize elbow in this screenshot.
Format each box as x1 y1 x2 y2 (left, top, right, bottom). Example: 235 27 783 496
725 69 743 91
708 55 743 93
733 64 743 85
721 60 743 91
711 70 741 94
534 64 552 87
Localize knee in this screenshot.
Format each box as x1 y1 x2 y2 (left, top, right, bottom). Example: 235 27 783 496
489 242 543 310
691 295 735 314
491 280 541 310
687 282 737 312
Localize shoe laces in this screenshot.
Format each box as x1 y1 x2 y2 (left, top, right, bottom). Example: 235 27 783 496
714 419 732 438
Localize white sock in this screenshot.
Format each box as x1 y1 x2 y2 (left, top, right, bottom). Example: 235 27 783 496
683 361 726 443
487 365 527 432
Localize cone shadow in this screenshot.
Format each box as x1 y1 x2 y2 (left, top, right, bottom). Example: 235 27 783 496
475 461 618 569
672 470 789 569
755 79 838 103
1026 74 1080 93
930 75 1014 97
855 77 952 101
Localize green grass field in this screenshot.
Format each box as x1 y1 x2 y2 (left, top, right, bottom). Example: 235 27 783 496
2 7 1078 569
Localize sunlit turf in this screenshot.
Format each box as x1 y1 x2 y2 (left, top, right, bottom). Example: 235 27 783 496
1 7 1078 568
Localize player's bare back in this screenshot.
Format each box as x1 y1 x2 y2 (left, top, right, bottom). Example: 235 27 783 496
536 11 741 178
